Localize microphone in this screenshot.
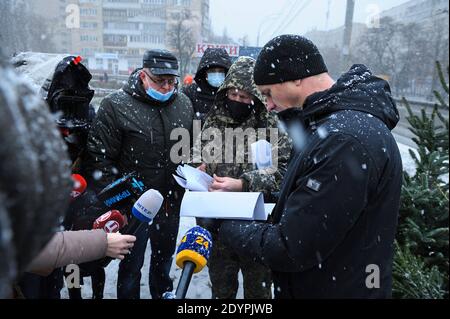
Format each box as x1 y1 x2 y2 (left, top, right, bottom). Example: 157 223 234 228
92 210 125 233
99 189 163 268
71 174 87 199
96 172 146 211
173 226 212 299
122 189 164 236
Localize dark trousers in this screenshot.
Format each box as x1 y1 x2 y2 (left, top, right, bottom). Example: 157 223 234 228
18 269 63 299
117 203 180 299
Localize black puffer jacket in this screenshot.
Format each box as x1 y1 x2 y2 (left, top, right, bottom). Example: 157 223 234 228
182 48 231 123
220 64 403 298
83 69 194 202
0 59 72 298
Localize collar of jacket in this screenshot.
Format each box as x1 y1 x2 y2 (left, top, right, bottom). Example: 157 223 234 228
277 107 308 129
293 64 399 131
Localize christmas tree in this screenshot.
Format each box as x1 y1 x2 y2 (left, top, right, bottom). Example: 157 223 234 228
393 62 449 299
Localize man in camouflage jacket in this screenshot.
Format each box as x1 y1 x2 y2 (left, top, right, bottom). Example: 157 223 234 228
194 56 292 299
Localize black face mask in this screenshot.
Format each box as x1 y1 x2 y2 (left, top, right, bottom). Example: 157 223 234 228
225 98 253 122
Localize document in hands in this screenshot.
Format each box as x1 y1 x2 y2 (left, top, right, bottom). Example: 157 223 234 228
180 190 275 221
172 164 213 192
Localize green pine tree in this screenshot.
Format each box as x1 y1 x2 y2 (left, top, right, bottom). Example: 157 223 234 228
393 61 449 299
393 241 446 299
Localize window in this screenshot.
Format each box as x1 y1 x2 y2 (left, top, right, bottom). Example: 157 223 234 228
80 35 99 42
81 22 98 29
80 8 97 16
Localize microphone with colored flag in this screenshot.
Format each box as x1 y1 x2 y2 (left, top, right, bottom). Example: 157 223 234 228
172 226 212 299
96 172 147 212
92 210 125 233
99 189 163 268
71 174 87 199
122 189 164 236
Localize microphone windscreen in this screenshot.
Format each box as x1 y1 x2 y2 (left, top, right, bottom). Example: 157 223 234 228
131 189 164 223
92 210 125 233
71 174 87 198
176 226 212 273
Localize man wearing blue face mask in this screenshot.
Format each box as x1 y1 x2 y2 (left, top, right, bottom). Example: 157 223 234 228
83 50 194 299
182 48 232 125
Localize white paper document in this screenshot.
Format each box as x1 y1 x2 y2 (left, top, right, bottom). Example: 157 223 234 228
173 164 213 192
180 190 275 221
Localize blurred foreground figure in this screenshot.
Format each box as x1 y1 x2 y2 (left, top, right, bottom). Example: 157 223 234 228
0 54 72 298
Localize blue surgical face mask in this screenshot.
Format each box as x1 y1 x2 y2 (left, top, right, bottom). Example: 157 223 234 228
146 87 175 102
206 72 225 88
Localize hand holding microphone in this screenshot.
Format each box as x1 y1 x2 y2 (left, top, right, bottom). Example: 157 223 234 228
105 233 136 260
92 210 135 260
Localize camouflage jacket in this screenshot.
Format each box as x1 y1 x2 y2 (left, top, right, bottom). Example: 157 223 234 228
194 56 292 199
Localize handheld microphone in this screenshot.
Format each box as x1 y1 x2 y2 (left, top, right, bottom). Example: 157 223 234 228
92 210 125 233
99 189 163 268
71 174 87 199
123 189 164 236
96 172 146 211
173 226 212 299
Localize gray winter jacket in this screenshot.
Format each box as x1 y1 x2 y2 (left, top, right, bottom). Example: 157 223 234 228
27 230 107 276
0 58 72 298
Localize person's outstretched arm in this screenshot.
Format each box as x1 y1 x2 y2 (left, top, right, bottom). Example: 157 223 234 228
27 230 136 276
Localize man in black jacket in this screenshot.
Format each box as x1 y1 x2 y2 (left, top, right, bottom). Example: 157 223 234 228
182 48 232 124
84 50 194 299
219 35 402 298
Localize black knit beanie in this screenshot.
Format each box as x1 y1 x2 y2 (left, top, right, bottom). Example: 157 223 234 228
254 34 328 85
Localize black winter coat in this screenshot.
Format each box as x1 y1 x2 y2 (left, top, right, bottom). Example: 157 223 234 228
219 64 403 298
182 48 231 124
84 69 194 203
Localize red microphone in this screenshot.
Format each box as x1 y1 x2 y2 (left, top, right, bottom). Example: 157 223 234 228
93 210 125 233
71 174 87 199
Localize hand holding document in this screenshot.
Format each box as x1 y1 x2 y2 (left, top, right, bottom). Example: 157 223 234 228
173 164 275 221
173 164 213 192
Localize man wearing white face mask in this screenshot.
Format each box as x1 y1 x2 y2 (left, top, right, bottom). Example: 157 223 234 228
84 50 194 299
182 48 232 125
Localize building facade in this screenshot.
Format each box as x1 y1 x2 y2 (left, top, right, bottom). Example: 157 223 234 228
31 0 210 74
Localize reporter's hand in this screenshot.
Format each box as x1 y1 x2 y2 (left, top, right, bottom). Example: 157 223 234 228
106 233 136 260
209 174 243 192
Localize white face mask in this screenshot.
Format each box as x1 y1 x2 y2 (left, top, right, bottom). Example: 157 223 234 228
206 72 225 88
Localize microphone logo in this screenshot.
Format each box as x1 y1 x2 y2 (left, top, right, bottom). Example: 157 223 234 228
176 226 212 273
104 220 120 233
70 190 82 198
131 178 145 192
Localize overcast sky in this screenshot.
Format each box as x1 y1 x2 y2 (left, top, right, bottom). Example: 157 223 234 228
209 0 411 46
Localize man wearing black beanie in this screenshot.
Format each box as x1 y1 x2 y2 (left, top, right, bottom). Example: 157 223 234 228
219 34 403 298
